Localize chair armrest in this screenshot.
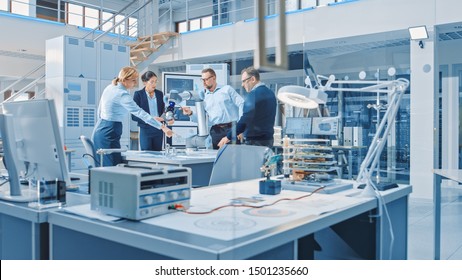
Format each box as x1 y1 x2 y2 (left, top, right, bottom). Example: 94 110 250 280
96 148 127 155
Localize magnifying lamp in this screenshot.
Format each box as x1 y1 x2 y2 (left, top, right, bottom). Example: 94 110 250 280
277 86 327 109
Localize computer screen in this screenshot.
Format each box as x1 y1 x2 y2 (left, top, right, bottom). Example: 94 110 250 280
162 72 202 96
0 99 71 202
162 72 202 121
165 122 198 147
284 117 312 136
311 117 340 136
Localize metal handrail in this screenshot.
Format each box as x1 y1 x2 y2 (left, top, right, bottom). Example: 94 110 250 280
81 0 140 40
0 63 45 97
31 88 46 100
93 0 152 41
3 74 46 103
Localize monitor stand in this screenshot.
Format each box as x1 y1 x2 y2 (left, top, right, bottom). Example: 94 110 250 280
0 182 37 202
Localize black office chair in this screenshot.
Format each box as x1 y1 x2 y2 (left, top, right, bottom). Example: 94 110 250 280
208 144 274 186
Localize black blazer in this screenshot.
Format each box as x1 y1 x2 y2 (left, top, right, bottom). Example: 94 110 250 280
132 88 165 128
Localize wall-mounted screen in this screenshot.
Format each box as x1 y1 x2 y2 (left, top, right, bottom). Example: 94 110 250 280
312 117 339 136
162 72 202 121
162 72 202 96
284 117 312 136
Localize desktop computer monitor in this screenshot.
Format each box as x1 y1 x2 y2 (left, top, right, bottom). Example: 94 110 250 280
0 99 71 202
284 117 312 136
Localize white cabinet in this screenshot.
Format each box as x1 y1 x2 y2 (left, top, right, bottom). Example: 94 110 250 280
46 36 129 171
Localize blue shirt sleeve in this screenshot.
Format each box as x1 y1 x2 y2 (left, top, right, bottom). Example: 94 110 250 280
229 87 244 117
120 92 162 129
227 92 254 140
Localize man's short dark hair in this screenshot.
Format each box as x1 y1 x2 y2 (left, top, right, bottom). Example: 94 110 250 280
201 68 216 77
241 66 260 81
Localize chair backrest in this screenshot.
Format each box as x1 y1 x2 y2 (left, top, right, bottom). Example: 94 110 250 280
208 144 273 186
79 135 98 168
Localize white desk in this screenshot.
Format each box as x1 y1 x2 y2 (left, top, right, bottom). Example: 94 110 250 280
48 179 411 260
432 169 462 260
0 190 89 259
124 150 217 187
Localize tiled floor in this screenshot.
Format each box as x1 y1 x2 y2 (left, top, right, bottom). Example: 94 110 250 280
407 185 462 260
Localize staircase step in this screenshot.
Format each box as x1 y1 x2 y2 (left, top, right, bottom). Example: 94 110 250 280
129 31 179 68
137 31 179 42
130 47 158 54
127 39 164 49
130 56 149 61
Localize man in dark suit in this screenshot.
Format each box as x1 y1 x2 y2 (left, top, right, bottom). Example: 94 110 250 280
217 66 276 149
132 71 166 151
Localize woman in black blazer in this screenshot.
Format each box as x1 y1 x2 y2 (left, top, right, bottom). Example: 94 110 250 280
132 71 166 151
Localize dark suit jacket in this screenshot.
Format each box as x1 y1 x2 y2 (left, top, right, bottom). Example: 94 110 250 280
132 88 165 128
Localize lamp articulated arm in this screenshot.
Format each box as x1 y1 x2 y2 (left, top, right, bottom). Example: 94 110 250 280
277 73 409 195
320 77 410 188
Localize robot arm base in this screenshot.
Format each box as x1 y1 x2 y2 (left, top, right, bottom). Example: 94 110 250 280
186 135 209 149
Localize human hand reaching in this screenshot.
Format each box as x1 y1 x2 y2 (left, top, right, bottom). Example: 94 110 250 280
162 125 173 138
180 106 192 116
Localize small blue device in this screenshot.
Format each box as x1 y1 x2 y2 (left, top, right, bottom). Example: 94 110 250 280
259 180 281 195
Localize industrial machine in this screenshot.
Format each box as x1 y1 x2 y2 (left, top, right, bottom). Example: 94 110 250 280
90 164 191 220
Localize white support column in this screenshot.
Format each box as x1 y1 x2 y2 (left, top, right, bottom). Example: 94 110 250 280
410 26 439 199
151 0 159 34
28 0 36 17
441 65 459 170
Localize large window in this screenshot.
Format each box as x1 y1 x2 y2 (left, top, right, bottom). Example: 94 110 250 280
176 15 213 33
177 21 187 33
115 14 126 34
101 11 114 32
67 3 83 26
301 0 317 9
11 0 30 16
0 0 8 11
84 6 99 29
36 0 65 22
64 2 136 36
128 17 138 37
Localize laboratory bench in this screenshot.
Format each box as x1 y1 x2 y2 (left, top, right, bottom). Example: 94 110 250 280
0 173 89 260
123 149 217 187
47 179 411 260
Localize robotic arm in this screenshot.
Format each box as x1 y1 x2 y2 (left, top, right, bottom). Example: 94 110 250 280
163 90 210 149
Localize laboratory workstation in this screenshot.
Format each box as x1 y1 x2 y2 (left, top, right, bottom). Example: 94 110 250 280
1 0 461 261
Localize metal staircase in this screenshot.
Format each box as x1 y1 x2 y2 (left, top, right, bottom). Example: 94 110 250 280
1 1 179 105
128 31 179 69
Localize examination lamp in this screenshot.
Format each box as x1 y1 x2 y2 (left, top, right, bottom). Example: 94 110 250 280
277 86 327 109
408 26 428 49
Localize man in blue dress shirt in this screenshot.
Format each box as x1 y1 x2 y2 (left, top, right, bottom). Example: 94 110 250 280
181 68 244 149
217 66 276 149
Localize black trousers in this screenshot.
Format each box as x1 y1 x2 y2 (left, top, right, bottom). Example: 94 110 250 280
245 138 274 149
210 125 241 149
139 126 164 151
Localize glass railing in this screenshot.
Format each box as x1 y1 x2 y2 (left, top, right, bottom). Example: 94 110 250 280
0 0 139 39
171 0 358 33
